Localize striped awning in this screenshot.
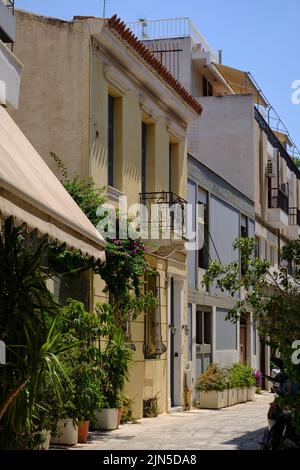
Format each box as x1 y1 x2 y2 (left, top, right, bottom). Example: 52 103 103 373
0 106 106 261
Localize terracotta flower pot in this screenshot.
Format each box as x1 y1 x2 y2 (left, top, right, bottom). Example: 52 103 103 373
78 420 90 443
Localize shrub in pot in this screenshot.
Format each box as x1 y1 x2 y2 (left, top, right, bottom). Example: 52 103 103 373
48 390 78 446
230 363 253 403
56 301 106 440
94 304 134 430
195 363 229 409
244 366 256 401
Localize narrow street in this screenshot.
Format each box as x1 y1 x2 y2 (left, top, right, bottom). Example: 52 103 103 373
72 393 272 451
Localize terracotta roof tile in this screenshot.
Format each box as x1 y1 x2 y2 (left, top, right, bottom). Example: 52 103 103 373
107 15 203 115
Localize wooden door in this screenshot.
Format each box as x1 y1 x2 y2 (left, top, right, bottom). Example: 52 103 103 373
240 325 247 364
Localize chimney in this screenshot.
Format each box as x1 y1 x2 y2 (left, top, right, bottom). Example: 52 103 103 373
218 49 223 64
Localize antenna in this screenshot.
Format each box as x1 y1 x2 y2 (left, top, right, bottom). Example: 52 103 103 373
102 0 107 17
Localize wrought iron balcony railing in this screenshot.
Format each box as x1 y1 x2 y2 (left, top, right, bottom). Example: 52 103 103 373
139 191 187 240
289 207 300 226
268 188 289 215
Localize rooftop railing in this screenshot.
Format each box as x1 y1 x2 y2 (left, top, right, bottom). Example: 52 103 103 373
126 17 218 60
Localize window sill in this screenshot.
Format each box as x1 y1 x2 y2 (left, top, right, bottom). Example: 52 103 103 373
107 185 124 203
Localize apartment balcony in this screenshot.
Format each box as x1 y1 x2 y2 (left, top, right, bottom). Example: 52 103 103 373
267 188 289 229
0 1 15 43
139 191 187 255
288 207 300 240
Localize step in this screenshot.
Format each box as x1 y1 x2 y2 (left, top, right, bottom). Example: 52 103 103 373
168 406 184 414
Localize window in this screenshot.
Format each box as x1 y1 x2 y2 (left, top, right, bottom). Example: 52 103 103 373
216 308 237 350
188 180 197 289
240 214 248 275
108 95 115 187
188 304 193 361
54 273 90 311
198 188 209 270
203 76 213 97
255 236 260 259
141 122 147 193
270 245 278 267
252 320 257 356
144 272 167 359
196 311 211 345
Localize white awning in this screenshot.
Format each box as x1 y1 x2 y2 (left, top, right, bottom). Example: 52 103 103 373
0 106 106 261
212 63 268 107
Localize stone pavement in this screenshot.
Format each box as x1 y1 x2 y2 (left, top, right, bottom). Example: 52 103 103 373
71 392 273 451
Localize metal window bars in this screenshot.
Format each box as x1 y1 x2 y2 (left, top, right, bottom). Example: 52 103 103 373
268 187 289 215
139 191 187 239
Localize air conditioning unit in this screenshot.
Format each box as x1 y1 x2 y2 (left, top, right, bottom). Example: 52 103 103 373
267 160 276 176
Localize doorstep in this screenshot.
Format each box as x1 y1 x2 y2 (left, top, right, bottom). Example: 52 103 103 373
167 406 184 414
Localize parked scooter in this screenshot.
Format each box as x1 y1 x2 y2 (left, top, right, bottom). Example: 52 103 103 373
260 357 300 450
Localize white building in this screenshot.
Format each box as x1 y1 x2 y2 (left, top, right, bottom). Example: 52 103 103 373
128 17 300 391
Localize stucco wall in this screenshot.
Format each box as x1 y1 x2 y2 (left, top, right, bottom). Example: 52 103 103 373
9 11 90 178
188 94 255 202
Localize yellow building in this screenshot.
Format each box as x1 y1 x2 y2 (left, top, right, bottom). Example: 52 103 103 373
10 11 202 417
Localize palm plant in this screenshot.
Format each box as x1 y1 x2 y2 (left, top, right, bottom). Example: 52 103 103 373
0 217 72 449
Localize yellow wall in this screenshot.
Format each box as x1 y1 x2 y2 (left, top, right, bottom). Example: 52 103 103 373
9 11 191 420
90 49 188 418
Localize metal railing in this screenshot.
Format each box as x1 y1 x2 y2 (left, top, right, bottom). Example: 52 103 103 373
126 18 218 59
289 207 300 226
139 191 187 238
254 108 300 178
268 188 289 215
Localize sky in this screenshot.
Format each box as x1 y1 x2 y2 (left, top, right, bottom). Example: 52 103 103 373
15 0 300 149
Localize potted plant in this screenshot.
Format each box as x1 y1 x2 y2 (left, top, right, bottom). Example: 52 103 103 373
95 312 134 430
230 363 249 403
195 364 229 409
54 300 107 441
244 366 256 401
73 367 105 443
227 368 238 407
49 392 78 446
254 369 263 394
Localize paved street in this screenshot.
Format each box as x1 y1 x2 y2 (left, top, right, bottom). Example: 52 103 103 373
71 392 272 451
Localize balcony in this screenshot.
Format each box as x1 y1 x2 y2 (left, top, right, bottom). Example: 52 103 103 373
0 1 15 43
267 188 289 229
139 191 187 255
288 207 300 240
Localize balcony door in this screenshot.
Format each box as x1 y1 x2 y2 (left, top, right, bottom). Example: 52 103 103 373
141 122 147 194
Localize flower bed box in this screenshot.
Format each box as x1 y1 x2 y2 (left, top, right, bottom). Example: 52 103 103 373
247 386 256 401
50 419 78 446
94 408 118 430
199 390 228 409
237 387 248 403
227 388 238 407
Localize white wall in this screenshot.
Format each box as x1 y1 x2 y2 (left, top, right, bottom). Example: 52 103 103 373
188 94 255 201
